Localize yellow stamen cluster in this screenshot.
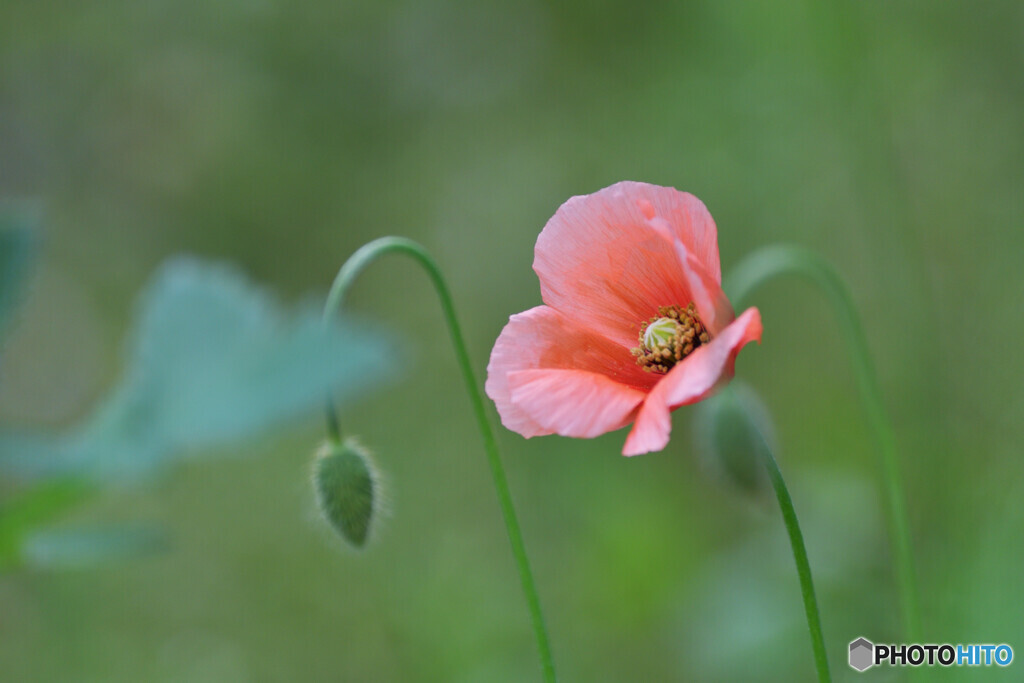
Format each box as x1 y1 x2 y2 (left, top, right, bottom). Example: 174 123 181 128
631 303 710 374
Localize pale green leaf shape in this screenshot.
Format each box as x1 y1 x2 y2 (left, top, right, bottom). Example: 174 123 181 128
0 257 394 480
0 480 91 571
0 206 41 345
21 524 169 570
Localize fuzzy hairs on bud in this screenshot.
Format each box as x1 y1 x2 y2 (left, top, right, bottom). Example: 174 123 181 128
312 438 382 548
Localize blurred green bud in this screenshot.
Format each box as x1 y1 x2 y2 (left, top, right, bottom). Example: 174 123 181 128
312 438 379 548
693 383 776 496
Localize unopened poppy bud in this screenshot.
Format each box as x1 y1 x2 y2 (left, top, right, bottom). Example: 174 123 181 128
693 383 776 496
312 438 379 548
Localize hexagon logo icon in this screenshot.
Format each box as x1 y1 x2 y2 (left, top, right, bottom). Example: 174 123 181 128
849 637 874 672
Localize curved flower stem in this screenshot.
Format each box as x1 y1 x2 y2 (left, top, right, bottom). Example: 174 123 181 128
324 237 556 682
726 245 920 644
754 421 831 683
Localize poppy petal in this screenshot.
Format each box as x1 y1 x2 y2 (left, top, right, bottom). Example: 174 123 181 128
676 240 735 336
533 182 722 348
622 307 762 456
507 369 646 438
486 305 656 438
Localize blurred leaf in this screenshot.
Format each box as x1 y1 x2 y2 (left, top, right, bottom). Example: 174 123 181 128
21 524 169 570
0 257 395 480
0 479 91 570
0 206 40 346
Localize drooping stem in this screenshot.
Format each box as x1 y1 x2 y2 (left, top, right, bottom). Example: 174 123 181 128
726 245 920 644
755 421 832 683
323 237 556 682
324 396 341 445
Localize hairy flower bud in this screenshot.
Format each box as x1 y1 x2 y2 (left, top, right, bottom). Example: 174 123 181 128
312 438 379 548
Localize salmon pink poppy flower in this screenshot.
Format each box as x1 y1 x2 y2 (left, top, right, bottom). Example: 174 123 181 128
485 181 762 456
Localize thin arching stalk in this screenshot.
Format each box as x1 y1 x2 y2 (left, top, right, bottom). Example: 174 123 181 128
324 237 556 682
727 245 920 645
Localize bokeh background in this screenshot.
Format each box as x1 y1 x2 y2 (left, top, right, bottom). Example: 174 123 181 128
1 1 1022 680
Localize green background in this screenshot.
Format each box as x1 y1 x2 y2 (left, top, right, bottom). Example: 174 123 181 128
1 1 1021 680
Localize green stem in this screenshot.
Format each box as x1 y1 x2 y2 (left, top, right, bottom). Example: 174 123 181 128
323 237 556 682
756 422 831 682
726 245 921 644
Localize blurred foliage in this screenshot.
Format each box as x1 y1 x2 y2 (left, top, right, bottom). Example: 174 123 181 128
0 480 89 571
0 0 1021 681
20 524 170 571
0 245 393 574
0 256 394 481
0 208 40 343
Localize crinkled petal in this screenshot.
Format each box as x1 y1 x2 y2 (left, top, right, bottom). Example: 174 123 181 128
633 187 721 281
534 182 722 347
676 240 735 336
485 305 656 438
622 307 762 456
507 369 646 438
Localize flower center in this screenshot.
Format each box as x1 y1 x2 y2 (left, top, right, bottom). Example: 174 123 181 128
631 303 710 374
